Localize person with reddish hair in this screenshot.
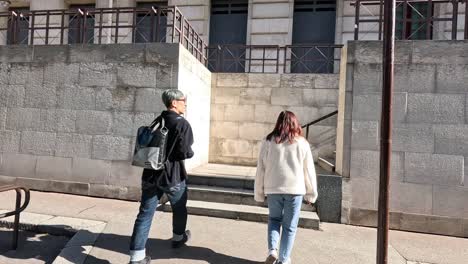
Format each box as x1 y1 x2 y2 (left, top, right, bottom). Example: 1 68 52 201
255 110 318 264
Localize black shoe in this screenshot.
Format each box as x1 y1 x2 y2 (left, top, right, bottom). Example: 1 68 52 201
171 230 191 248
129 256 151 264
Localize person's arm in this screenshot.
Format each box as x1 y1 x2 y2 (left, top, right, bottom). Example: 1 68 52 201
303 142 318 203
171 120 194 161
254 140 267 202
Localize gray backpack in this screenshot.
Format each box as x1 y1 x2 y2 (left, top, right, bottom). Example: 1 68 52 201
132 117 171 170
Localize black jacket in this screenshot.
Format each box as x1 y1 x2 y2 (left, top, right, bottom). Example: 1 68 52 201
142 110 194 189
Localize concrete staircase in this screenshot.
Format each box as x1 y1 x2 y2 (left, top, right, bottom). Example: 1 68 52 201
159 162 342 230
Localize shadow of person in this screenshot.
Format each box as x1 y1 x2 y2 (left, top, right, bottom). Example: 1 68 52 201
0 226 262 264
88 231 262 264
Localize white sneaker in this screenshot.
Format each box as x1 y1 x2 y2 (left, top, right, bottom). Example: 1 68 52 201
265 250 278 264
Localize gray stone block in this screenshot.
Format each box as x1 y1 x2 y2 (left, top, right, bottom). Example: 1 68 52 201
434 125 468 156
95 87 135 111
134 112 157 132
350 177 377 210
351 121 379 150
0 63 9 84
49 180 90 196
72 158 111 184
280 74 314 88
271 88 303 106
392 124 434 153
213 87 241 104
407 94 464 124
239 87 272 105
216 73 248 88
0 153 37 178
117 65 157 88
412 41 468 64
390 182 433 215
247 74 280 88
0 107 5 130
69 45 106 63
314 74 340 89
0 175 16 185
351 94 380 121
55 133 92 158
8 64 43 85
432 185 468 218
79 63 116 87
92 135 132 161
405 153 464 186
112 112 134 137
436 64 468 93
20 131 56 156
0 131 20 153
15 177 51 192
56 109 77 133
36 156 72 182
32 45 68 63
350 150 403 180
348 41 411 64
57 85 96 110
394 64 436 93
156 65 177 89
102 43 146 63
24 82 57 108
109 161 143 187
76 110 112 135
145 43 179 66
44 63 79 85
0 45 33 63
254 105 284 123
6 108 43 132
89 184 141 201
135 88 165 113
316 174 342 223
0 85 25 107
352 63 382 95
303 89 338 107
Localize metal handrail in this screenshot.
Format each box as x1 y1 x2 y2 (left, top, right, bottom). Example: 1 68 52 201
351 0 467 40
301 110 338 139
0 185 30 250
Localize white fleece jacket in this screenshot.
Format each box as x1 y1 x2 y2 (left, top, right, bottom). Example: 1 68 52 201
254 136 318 203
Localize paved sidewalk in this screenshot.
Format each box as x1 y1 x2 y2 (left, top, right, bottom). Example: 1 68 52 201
1 191 467 264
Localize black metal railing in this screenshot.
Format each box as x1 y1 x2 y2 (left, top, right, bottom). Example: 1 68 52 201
206 44 343 74
352 0 468 40
0 6 208 65
302 110 338 139
0 185 30 250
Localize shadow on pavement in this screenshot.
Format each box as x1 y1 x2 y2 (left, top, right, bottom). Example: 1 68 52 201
1 228 262 264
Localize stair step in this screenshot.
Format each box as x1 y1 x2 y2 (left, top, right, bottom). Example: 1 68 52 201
159 200 320 230
317 157 335 172
188 185 317 212
188 173 254 190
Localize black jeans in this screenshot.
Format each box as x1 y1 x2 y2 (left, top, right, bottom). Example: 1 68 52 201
129 180 188 251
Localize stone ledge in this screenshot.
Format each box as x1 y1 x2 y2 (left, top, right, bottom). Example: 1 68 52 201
0 211 107 264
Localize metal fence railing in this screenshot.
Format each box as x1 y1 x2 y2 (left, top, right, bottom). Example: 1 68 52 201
0 6 208 65
206 44 343 74
351 0 468 40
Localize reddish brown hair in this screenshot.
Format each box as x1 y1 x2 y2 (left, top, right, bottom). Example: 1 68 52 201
266 111 303 144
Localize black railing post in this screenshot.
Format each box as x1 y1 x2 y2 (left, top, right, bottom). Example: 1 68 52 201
45 10 50 44
451 0 458 39
114 8 119 44
12 189 21 250
377 0 395 263
354 0 360 40
465 0 468 39
30 11 35 45
426 0 433 39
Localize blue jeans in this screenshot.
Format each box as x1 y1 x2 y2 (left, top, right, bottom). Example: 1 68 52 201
130 181 188 252
267 194 302 263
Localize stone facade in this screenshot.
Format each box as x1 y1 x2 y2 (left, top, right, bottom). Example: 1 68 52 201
210 72 339 166
340 40 468 237
0 43 211 200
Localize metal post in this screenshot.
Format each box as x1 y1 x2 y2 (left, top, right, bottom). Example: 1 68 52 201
13 190 21 250
114 9 119 44
451 0 458 40
377 0 395 263
354 0 360 40
60 10 64 44
45 10 50 45
465 0 468 39
426 0 433 40
30 11 35 45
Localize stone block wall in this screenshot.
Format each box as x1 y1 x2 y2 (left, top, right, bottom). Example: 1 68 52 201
341 40 468 237
0 43 211 200
210 72 339 166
